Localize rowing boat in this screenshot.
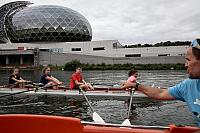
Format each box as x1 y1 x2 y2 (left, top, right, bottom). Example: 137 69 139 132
0 114 199 133
0 85 148 100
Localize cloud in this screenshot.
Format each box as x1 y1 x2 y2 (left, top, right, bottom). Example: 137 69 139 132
1 0 200 44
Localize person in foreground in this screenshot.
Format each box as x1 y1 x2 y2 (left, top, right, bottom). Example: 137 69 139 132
40 66 63 89
9 68 29 87
122 38 200 127
69 67 94 91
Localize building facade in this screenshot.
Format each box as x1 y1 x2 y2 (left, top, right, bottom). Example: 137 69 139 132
0 40 187 66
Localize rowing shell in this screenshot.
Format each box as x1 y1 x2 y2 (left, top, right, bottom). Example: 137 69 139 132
0 85 148 100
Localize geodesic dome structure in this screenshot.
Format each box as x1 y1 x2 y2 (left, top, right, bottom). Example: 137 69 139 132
0 1 92 43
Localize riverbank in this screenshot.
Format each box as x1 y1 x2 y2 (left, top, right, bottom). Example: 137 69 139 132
63 60 186 70
0 66 37 70
0 62 185 71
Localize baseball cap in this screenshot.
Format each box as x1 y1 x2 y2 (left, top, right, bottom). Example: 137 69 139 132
191 39 200 49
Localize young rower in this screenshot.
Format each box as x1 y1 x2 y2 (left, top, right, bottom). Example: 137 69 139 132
121 69 138 90
127 69 138 84
69 67 94 91
40 66 63 89
9 68 29 88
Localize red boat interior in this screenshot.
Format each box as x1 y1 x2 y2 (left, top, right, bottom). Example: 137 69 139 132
0 114 199 133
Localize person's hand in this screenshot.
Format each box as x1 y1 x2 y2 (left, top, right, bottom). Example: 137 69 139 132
25 80 31 83
89 86 94 90
58 82 63 85
121 82 135 90
21 80 26 83
18 80 23 83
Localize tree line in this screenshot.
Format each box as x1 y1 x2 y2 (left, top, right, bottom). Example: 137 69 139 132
63 60 185 71
124 41 191 48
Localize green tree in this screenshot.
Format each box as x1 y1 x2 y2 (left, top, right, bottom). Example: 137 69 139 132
64 60 82 70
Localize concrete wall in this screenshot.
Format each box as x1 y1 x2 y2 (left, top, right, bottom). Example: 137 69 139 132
39 51 185 66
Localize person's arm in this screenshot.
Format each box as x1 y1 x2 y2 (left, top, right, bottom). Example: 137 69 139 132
11 77 22 83
51 76 59 82
82 79 87 84
45 75 61 84
51 76 62 85
81 79 94 90
19 77 23 80
74 80 84 85
122 82 175 100
19 77 28 82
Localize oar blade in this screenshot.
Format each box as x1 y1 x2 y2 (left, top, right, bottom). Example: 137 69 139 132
93 112 105 124
121 118 131 126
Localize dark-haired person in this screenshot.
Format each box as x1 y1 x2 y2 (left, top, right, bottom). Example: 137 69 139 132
40 66 63 89
127 70 138 84
69 67 94 91
122 69 138 91
122 38 200 126
9 68 29 88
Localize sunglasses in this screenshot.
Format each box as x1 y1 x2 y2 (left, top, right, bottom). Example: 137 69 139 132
191 39 200 49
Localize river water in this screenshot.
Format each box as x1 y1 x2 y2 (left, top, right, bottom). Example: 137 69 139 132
0 70 197 126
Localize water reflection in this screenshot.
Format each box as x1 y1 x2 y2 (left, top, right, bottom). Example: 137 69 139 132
0 94 91 120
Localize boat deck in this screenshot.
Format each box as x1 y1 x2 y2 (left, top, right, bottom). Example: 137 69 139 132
0 85 149 101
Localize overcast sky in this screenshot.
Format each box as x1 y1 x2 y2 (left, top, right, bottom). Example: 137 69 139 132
1 0 200 45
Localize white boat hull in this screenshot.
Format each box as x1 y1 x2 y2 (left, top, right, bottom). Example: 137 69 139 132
0 87 149 101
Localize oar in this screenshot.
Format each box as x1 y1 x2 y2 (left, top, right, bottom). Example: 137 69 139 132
92 83 119 87
0 88 36 98
0 81 34 88
79 87 105 124
121 89 135 126
0 83 50 99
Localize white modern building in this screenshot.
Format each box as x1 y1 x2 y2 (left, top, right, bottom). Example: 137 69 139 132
0 40 188 66
0 40 188 57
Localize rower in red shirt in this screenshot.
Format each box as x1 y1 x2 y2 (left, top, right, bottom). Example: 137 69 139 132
69 67 94 91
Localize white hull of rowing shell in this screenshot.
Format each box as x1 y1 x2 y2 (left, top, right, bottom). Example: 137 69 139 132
0 87 150 101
